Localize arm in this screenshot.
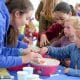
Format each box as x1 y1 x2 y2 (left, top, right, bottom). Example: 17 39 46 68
51 37 62 47
1 47 21 56
39 23 63 47
45 23 64 41
0 55 22 68
16 40 28 49
47 44 73 59
0 52 42 68
0 13 7 47
18 34 25 41
65 68 80 77
2 40 28 56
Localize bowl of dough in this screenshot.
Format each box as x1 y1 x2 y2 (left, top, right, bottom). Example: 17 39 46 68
30 58 60 76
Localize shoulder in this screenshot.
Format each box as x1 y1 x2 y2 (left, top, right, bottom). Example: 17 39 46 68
50 23 64 30
52 23 63 27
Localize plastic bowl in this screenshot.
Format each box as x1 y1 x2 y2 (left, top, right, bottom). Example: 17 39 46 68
30 58 60 76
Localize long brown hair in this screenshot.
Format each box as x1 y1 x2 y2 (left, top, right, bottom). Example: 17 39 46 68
5 25 19 47
5 0 33 47
42 0 61 21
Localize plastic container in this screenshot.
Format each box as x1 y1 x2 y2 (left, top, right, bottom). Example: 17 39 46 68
17 71 28 80
30 58 60 76
23 67 34 74
27 74 39 80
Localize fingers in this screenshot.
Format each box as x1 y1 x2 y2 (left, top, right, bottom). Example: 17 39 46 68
40 34 50 47
40 40 47 47
46 39 50 45
40 39 50 47
39 47 48 55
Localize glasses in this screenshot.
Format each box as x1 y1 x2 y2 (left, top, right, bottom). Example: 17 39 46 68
26 17 34 21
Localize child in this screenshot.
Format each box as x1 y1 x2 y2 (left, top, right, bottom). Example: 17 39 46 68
23 21 37 45
51 25 73 47
39 16 80 77
5 0 43 71
51 20 75 67
39 2 71 47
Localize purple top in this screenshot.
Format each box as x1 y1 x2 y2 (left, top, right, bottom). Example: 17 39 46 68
51 36 72 47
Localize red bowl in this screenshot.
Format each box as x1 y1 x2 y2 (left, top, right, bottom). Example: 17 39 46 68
30 58 60 76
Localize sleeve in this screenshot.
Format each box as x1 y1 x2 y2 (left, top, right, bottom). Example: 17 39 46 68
66 68 80 77
35 1 43 21
51 37 62 47
1 47 20 56
47 44 72 59
0 55 22 68
18 34 25 41
0 13 6 47
16 41 28 49
0 41 27 56
44 23 64 41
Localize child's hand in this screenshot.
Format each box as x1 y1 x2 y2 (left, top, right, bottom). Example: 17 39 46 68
39 47 48 55
22 52 42 63
28 45 40 53
40 34 50 47
64 68 70 73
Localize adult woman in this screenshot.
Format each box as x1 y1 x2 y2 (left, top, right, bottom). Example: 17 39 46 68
0 0 41 68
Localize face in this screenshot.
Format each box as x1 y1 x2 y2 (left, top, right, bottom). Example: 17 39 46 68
64 26 71 37
64 19 76 42
14 10 33 29
52 11 69 25
64 19 73 37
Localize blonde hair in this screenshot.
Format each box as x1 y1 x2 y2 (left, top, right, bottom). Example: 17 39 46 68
69 16 80 29
42 0 61 21
68 16 80 38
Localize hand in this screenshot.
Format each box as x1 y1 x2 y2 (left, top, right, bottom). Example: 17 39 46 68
28 45 40 53
23 37 33 44
40 34 50 47
64 68 70 74
22 52 42 63
33 57 45 64
39 47 48 55
22 47 33 55
31 53 43 63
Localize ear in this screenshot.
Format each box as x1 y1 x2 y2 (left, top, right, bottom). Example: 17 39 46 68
14 11 21 18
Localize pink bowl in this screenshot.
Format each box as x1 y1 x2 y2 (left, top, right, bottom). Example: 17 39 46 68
30 58 60 76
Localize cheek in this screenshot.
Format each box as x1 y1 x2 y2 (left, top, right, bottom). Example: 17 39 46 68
57 20 63 24
20 17 27 26
74 39 79 44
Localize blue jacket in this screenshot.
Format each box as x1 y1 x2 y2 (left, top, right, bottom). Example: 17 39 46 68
47 43 80 77
0 0 27 68
18 34 25 41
